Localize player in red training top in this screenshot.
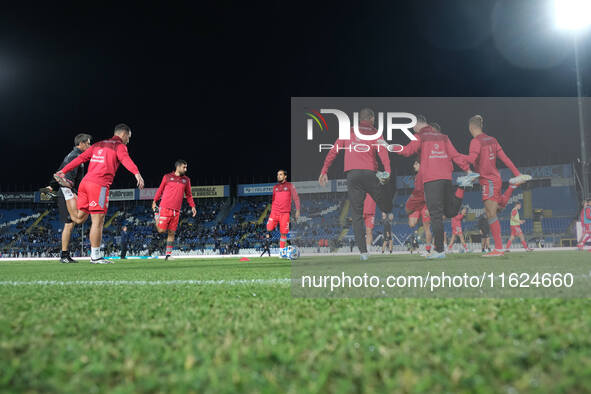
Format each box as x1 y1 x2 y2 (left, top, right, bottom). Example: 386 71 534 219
405 160 432 254
152 159 197 261
578 199 591 250
447 207 469 253
363 194 376 250
54 124 144 264
266 169 300 257
464 115 531 257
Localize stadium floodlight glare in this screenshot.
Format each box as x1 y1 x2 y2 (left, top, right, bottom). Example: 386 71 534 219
554 0 591 31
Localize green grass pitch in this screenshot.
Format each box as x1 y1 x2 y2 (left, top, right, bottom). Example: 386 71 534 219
1 251 591 393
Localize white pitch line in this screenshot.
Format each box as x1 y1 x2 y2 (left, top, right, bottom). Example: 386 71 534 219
0 279 291 286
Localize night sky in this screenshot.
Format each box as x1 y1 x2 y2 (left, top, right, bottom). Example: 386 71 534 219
0 0 589 190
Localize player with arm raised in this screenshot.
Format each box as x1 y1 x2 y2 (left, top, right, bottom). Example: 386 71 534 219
266 169 300 258
152 159 197 261
462 115 531 257
54 123 145 264
396 116 476 259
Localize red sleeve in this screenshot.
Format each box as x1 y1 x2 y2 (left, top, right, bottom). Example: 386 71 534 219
466 138 480 165
153 175 168 202
511 209 518 217
397 136 421 157
496 145 520 176
446 137 469 171
586 207 591 220
458 214 464 220
377 144 391 174
290 183 301 211
116 144 140 175
321 139 344 175
60 146 93 174
185 178 195 208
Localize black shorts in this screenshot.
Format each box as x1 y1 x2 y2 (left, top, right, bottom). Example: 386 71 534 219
57 193 72 224
479 224 489 238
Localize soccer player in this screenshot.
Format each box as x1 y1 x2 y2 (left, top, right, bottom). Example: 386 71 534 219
462 115 531 257
406 160 433 254
396 116 475 259
448 207 469 253
363 194 376 250
505 202 532 251
260 233 271 257
577 199 591 250
51 133 92 263
381 212 393 254
54 124 145 264
152 159 197 261
120 225 130 259
319 108 394 260
266 169 300 257
478 213 491 253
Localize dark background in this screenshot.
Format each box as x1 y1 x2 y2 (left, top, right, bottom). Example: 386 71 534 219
0 0 589 190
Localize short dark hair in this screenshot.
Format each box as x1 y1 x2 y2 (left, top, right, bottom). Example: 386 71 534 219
175 159 187 168
74 133 92 146
278 169 288 176
114 123 131 135
359 108 375 121
469 115 483 129
416 114 427 124
430 122 441 132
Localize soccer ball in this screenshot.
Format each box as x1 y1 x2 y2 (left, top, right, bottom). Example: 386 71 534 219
287 246 300 261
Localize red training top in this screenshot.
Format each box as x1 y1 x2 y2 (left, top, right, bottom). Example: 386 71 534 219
271 181 300 214
398 126 469 183
467 133 520 181
321 120 391 175
154 172 196 211
363 194 376 216
451 213 464 228
60 135 139 187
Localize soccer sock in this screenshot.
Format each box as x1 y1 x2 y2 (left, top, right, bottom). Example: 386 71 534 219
91 247 101 260
166 241 173 256
61 250 69 258
521 240 528 249
462 243 467 249
455 188 464 199
280 234 287 249
489 217 503 250
426 244 431 252
506 239 512 249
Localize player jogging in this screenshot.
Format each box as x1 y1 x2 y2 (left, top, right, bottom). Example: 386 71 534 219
363 194 376 251
319 108 395 261
448 207 469 253
396 116 475 259
577 199 591 250
152 159 197 261
266 169 300 258
49 133 92 263
54 124 144 264
405 160 432 254
505 202 532 251
460 115 531 257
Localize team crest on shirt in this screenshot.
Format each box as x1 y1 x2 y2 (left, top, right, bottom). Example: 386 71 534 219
182 179 186 183
97 149 103 155
284 187 288 191
434 143 439 150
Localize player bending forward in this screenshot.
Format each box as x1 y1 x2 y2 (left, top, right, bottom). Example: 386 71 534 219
54 124 144 264
266 170 300 258
577 199 591 251
505 202 532 252
152 159 197 261
405 160 433 254
448 207 469 253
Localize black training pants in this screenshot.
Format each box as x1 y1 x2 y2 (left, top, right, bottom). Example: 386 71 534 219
347 169 396 254
424 179 463 253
